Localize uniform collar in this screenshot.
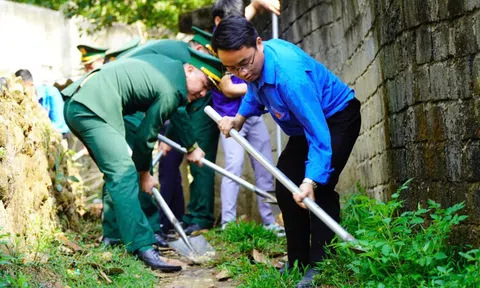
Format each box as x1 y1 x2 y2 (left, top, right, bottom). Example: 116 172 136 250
257 42 275 87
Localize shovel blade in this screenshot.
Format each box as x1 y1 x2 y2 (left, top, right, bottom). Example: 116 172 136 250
169 235 215 263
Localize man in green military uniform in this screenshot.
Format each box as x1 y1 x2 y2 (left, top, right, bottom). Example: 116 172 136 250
77 44 108 73
63 48 223 271
120 31 222 235
97 38 171 248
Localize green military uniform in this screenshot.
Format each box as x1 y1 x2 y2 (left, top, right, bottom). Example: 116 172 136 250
62 50 222 252
97 38 164 241
105 37 141 63
122 39 221 229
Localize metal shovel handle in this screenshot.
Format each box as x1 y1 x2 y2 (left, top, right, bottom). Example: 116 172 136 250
157 134 278 204
204 105 357 243
151 153 196 253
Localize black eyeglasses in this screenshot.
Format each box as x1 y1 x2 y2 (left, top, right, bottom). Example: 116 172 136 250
224 49 256 74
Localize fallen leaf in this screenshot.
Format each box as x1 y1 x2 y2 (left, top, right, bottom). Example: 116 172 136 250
190 229 209 236
37 252 50 264
101 252 113 262
215 270 231 281
276 213 284 227
271 258 284 269
56 233 83 252
104 267 124 275
252 249 269 265
23 252 50 264
98 270 112 283
238 214 249 222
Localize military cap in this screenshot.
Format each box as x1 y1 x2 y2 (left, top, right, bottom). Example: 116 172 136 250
76 44 108 64
187 47 223 91
105 37 141 62
191 26 217 56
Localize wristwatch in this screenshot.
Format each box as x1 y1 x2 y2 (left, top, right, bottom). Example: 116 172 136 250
302 178 318 190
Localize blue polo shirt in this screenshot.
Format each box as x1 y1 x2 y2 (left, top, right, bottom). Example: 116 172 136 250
238 39 354 185
36 85 70 134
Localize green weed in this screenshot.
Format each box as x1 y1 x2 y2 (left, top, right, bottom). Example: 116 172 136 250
204 221 303 287
315 180 480 288
53 147 79 192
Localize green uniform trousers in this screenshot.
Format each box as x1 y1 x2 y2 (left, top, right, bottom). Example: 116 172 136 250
64 100 156 252
182 97 219 228
101 112 161 241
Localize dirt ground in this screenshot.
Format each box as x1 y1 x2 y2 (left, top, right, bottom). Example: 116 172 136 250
156 267 236 288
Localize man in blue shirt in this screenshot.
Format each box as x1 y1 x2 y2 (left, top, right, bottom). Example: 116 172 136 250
212 15 361 287
15 69 70 136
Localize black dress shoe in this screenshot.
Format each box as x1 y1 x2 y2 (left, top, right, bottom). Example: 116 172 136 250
135 248 182 272
155 232 169 248
184 224 203 235
295 268 319 288
103 237 121 247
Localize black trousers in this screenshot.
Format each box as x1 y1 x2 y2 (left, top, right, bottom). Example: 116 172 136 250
276 98 361 268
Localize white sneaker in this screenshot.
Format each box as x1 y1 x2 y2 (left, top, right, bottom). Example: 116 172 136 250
221 222 233 231
264 223 286 237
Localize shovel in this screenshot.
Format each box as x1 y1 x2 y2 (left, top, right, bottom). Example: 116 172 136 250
204 106 364 253
151 153 215 262
157 134 278 205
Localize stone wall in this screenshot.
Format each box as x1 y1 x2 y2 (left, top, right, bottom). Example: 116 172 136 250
250 0 480 243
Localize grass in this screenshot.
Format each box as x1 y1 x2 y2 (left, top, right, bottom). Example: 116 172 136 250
314 181 480 288
204 221 305 287
0 219 159 288
3 180 479 288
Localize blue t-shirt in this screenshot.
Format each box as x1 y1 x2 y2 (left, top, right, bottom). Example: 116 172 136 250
238 39 355 184
36 85 70 134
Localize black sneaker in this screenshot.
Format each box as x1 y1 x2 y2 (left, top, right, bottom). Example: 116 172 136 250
295 268 319 288
134 248 182 272
184 224 204 235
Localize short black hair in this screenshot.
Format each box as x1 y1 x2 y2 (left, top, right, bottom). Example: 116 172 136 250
212 0 243 20
211 14 258 52
14 69 33 82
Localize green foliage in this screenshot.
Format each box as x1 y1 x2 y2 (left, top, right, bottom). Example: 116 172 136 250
53 147 79 192
0 221 158 287
204 221 303 287
0 230 28 288
219 221 285 254
12 0 215 32
315 180 480 288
